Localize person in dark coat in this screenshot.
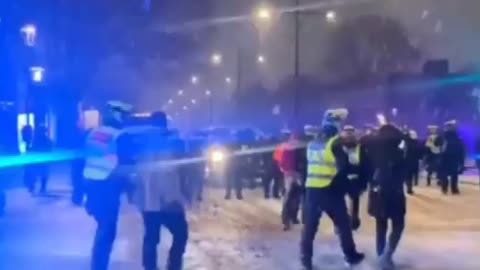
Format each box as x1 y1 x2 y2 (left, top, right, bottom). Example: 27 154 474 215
424 125 441 186
367 124 408 270
30 125 53 194
475 136 480 188
225 143 244 200
404 130 423 195
260 138 283 199
437 121 465 195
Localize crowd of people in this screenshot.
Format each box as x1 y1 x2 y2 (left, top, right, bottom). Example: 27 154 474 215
0 101 473 270
258 110 468 270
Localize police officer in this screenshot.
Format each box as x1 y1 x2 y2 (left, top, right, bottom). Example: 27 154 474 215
367 123 408 270
437 120 465 195
130 111 189 270
425 125 441 186
300 109 364 270
84 101 132 270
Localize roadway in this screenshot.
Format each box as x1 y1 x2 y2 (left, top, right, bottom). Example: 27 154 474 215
0 172 479 270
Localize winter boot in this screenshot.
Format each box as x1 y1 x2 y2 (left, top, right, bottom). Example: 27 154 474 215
378 254 395 270
345 252 365 266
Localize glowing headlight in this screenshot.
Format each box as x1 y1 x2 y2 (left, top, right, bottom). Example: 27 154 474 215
210 150 225 163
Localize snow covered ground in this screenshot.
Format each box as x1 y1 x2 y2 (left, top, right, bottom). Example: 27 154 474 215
0 177 479 270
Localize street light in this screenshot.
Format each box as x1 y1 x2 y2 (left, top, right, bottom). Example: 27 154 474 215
30 66 45 83
20 24 37 46
168 99 173 104
210 53 223 66
225 77 232 84
205 90 211 96
255 6 272 22
257 54 266 64
178 89 184 96
183 105 188 111
191 75 199 85
191 99 197 104
325 10 337 23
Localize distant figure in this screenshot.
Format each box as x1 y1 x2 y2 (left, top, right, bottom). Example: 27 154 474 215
21 124 34 190
437 120 465 195
278 133 303 231
29 126 53 194
475 136 480 188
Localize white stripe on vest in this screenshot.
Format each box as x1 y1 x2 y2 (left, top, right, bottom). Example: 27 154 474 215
83 126 122 181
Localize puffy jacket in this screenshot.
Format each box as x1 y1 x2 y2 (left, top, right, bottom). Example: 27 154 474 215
276 140 302 173
131 127 186 212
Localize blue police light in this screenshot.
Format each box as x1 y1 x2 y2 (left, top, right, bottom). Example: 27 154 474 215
30 66 45 83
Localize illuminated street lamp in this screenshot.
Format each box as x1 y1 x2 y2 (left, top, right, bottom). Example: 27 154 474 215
257 54 266 64
168 99 174 104
225 77 232 84
183 105 188 111
178 89 184 96
30 66 45 83
325 10 337 23
20 24 37 46
205 90 211 96
210 53 223 66
191 99 197 104
191 75 199 85
255 6 272 22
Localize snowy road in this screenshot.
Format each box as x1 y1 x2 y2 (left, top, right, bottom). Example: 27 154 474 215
0 178 479 270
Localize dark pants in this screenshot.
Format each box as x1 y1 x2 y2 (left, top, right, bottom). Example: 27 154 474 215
71 160 85 205
282 181 302 227
477 163 480 188
262 172 282 199
142 209 188 270
91 211 118 270
347 190 361 229
25 164 49 193
192 166 205 202
86 179 122 270
406 163 419 191
225 169 243 199
405 172 414 194
375 215 405 257
301 188 357 265
426 156 439 186
439 170 459 194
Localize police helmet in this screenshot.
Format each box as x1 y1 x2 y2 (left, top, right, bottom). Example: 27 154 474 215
444 119 457 127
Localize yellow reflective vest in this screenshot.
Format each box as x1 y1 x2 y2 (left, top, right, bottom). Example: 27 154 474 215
305 136 338 188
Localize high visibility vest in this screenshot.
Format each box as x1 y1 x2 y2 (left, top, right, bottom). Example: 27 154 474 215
305 136 338 188
83 126 122 181
426 135 441 154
